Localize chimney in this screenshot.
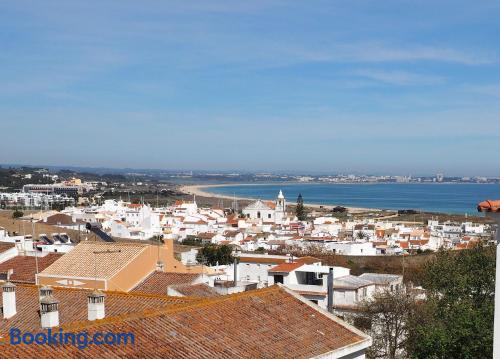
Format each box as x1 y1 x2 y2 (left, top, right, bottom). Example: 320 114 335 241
39 285 53 299
40 295 59 328
233 257 239 286
2 282 16 319
87 290 105 321
327 267 334 313
156 260 164 271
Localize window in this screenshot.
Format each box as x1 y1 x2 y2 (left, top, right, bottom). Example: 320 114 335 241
257 211 261 219
274 275 284 284
268 213 271 219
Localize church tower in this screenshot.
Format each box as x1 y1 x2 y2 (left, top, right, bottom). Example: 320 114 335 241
275 190 286 223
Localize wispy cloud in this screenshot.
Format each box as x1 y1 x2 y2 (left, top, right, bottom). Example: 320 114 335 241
463 84 500 98
350 69 446 86
292 42 497 66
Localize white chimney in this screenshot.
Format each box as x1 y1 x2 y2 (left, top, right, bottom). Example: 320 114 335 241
156 260 164 271
2 282 16 319
39 285 53 299
40 295 59 328
88 290 105 321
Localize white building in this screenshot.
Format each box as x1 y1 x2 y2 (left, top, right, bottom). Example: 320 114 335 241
325 241 377 256
242 190 286 224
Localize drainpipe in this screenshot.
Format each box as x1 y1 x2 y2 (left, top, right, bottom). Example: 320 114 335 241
327 267 334 313
233 257 239 287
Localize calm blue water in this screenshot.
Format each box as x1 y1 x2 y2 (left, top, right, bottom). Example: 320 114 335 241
205 183 500 214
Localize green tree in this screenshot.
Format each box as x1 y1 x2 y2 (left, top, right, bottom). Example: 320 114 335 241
357 289 415 359
12 209 24 219
356 231 369 240
406 244 495 359
296 193 306 221
197 244 234 266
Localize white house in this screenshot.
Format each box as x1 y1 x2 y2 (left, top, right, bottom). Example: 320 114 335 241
325 241 377 256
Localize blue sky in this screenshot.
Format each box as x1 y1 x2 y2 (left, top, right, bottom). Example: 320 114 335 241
1 1 500 176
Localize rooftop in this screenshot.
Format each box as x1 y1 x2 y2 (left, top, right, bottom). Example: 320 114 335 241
0 253 62 284
170 283 220 298
334 275 374 289
131 271 201 295
244 199 272 211
0 242 15 254
0 284 194 333
39 241 148 280
1 286 370 358
268 256 321 273
359 273 402 285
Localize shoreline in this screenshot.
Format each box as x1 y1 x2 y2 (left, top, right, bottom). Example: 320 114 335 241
179 184 381 214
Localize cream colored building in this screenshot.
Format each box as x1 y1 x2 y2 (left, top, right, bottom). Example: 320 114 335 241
36 239 205 292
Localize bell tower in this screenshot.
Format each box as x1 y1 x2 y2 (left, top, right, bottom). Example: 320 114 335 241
275 190 286 223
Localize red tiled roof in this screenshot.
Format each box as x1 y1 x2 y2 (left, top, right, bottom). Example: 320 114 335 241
268 261 304 273
455 241 478 250
478 200 500 213
42 213 83 226
409 240 429 246
0 284 195 333
170 283 220 298
0 253 62 284
131 272 201 295
196 232 216 239
223 230 240 237
0 242 15 255
127 203 143 208
1 286 370 358
398 241 409 249
265 201 276 209
296 256 321 265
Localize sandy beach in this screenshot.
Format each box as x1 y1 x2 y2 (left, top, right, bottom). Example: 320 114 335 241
180 184 380 213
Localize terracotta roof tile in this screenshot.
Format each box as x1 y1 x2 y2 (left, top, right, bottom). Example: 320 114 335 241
0 242 15 254
268 261 304 273
0 253 62 284
1 286 370 358
40 242 148 279
0 284 195 333
131 272 201 295
170 283 220 298
296 256 321 265
42 213 84 226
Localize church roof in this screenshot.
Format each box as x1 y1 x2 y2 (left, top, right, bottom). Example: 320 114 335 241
244 200 272 211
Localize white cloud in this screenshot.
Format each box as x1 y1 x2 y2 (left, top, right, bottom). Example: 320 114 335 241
463 84 500 98
350 69 445 86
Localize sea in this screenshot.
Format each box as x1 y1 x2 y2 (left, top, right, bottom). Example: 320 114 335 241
203 183 500 215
